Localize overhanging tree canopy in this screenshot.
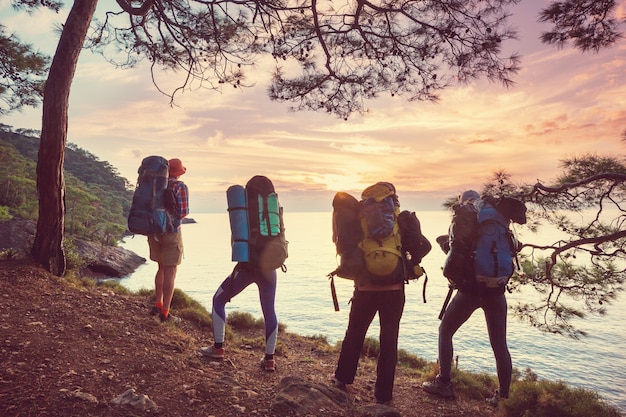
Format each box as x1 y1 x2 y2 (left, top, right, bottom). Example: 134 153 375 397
87 0 523 120
0 24 49 115
473 154 626 338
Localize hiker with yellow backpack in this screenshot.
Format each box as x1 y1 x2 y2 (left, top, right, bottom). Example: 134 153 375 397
328 182 431 405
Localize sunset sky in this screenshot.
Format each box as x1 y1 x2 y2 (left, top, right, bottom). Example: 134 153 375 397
1 1 625 212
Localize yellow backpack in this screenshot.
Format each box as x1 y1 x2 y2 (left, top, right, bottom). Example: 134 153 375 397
358 182 405 283
328 182 432 310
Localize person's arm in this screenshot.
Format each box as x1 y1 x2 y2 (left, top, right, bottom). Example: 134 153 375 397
176 182 190 219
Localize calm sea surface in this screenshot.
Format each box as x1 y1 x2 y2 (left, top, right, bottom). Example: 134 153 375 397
119 212 626 411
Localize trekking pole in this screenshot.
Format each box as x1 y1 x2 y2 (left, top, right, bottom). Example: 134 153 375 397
328 272 340 312
421 268 428 304
438 285 454 320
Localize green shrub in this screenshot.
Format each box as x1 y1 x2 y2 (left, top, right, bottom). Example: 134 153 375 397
228 311 263 329
238 336 285 355
239 335 266 349
62 270 96 289
0 206 12 221
171 288 205 310
180 307 213 329
135 288 154 297
98 279 131 295
309 333 328 344
226 310 286 333
170 289 213 329
0 248 19 259
503 379 622 417
332 337 428 370
398 348 428 369
306 334 336 353
64 238 90 272
450 369 498 401
361 336 380 358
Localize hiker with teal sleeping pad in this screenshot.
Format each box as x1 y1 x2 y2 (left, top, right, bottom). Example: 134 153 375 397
422 190 526 406
328 182 431 405
200 175 288 372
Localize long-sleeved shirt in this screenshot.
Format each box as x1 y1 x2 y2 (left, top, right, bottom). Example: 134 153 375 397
169 178 189 232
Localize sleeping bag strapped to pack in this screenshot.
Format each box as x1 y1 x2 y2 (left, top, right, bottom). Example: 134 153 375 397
227 176 288 274
331 191 366 279
127 156 173 235
474 197 524 288
442 201 479 288
397 210 432 279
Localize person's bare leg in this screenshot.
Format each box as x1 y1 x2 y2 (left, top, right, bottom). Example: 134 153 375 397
154 266 165 306
162 265 178 314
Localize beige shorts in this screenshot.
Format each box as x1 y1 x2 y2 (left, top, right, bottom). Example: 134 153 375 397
148 231 184 266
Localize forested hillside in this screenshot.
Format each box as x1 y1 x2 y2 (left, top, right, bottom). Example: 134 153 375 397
0 125 133 245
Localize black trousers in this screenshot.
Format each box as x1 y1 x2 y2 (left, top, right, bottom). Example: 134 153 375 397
334 288 405 403
438 291 512 397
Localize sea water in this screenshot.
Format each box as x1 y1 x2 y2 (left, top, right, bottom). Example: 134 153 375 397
119 212 626 411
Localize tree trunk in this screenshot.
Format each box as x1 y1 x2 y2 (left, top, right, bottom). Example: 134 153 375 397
32 0 99 276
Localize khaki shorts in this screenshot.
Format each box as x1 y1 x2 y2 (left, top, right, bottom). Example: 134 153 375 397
148 231 184 266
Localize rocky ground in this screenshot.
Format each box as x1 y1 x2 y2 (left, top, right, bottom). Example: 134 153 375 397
0 258 500 417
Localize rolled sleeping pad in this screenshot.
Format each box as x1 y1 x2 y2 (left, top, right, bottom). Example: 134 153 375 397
258 192 282 237
227 185 249 262
266 192 281 236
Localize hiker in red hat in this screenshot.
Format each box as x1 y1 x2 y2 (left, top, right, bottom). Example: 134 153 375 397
148 158 189 323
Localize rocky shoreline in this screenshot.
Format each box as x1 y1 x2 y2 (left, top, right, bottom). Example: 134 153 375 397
0 219 145 278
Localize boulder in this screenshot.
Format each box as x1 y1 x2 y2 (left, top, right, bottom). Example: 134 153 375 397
270 376 350 416
0 218 36 254
0 219 145 278
73 239 145 277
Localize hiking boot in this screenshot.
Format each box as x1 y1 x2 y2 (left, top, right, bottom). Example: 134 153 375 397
330 374 347 391
159 313 181 323
199 346 225 360
261 357 276 372
422 376 455 398
149 306 161 316
486 389 506 407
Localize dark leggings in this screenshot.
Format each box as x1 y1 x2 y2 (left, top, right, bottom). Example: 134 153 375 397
438 291 512 397
335 289 405 403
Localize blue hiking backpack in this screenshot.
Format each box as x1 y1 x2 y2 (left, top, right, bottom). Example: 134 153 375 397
127 156 173 235
473 198 522 288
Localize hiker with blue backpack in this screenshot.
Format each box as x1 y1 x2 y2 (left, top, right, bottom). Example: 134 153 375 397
422 190 526 406
328 182 431 405
128 156 190 323
200 175 288 372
